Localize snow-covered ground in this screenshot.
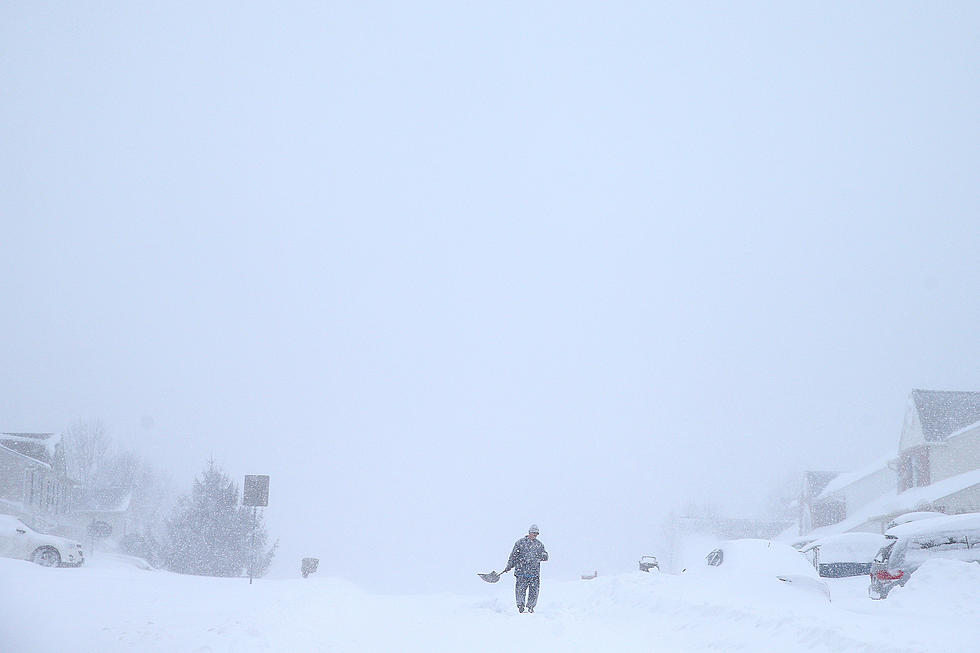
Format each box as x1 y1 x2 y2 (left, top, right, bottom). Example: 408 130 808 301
3 555 978 653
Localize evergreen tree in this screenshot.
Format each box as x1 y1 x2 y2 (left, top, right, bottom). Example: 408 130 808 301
163 459 277 577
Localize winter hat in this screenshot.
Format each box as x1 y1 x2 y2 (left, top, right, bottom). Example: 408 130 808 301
529 524 540 534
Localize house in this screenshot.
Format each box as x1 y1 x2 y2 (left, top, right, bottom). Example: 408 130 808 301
0 433 74 530
895 389 980 513
799 471 842 534
798 389 980 539
799 458 896 536
69 486 133 540
664 514 795 572
1 431 135 541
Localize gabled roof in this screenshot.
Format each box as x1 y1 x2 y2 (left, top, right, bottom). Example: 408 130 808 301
911 389 980 442
71 486 132 513
803 468 980 540
0 433 57 466
815 454 894 501
802 471 838 499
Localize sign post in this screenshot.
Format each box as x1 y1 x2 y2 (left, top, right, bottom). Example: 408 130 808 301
243 475 270 585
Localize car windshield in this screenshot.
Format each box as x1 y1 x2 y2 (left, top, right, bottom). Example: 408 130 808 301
873 541 896 564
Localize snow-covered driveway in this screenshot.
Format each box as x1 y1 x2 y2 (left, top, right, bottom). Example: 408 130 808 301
2 557 976 652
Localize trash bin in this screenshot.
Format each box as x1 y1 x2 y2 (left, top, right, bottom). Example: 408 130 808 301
301 557 319 578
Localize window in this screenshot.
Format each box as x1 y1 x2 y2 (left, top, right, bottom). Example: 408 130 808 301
873 541 896 564
811 500 846 528
899 446 930 491
904 534 977 565
909 535 968 551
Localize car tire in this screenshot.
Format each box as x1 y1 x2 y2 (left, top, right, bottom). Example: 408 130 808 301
31 546 61 567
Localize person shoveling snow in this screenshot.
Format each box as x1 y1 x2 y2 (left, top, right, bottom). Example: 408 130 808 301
479 524 549 613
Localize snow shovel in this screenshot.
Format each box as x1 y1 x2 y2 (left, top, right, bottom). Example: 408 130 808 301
478 570 506 583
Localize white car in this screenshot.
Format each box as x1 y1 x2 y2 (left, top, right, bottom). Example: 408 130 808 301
0 514 85 567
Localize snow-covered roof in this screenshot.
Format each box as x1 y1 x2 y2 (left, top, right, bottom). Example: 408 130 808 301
71 487 133 513
911 389 980 443
0 433 58 467
804 468 980 539
815 454 894 500
799 532 888 559
947 417 980 441
801 532 888 550
802 471 838 499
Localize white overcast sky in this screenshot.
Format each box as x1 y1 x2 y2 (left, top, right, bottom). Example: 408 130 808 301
2 2 978 592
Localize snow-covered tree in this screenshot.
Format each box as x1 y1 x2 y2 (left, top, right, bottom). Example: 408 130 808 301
62 419 112 486
163 459 277 577
61 419 176 540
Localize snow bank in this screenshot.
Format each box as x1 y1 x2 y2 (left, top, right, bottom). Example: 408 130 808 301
885 559 980 616
1 557 977 652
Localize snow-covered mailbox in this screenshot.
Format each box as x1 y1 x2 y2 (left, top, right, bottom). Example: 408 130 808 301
800 532 888 577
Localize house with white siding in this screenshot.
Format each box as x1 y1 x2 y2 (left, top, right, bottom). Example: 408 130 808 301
0 433 74 531
1 431 134 541
799 389 980 538
895 389 980 513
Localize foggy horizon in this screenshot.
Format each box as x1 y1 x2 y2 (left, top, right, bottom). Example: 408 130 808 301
2 2 978 593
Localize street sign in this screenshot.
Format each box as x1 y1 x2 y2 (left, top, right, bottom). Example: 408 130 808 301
243 475 270 507
243 474 270 585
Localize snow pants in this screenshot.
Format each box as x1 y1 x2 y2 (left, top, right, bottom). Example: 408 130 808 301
515 574 540 610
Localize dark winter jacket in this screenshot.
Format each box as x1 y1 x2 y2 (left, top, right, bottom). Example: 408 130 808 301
503 536 548 577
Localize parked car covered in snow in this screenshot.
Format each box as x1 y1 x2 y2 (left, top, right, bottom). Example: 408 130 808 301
869 512 980 599
799 532 888 577
687 539 831 601
884 511 944 531
638 555 659 572
0 514 85 567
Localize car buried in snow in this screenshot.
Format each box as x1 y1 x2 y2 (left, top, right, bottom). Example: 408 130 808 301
884 511 945 531
799 532 889 578
869 512 980 599
638 555 659 572
0 514 85 567
685 539 831 602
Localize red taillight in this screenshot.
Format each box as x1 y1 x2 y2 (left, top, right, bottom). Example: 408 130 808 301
874 569 904 581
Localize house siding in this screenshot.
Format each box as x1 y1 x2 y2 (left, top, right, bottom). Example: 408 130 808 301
932 484 980 514
808 467 896 534
899 400 925 451
898 446 930 492
930 431 980 483
0 443 73 524
841 467 896 511
0 446 48 509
